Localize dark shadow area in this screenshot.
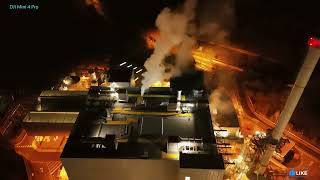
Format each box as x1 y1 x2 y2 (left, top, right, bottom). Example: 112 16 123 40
0 135 27 180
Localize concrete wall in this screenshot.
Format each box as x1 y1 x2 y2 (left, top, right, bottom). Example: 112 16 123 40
61 158 225 180
179 168 224 180
23 123 73 136
223 127 240 137
62 158 179 180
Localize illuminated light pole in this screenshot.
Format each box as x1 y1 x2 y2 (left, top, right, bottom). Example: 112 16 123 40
119 62 127 66
256 37 320 175
136 69 143 74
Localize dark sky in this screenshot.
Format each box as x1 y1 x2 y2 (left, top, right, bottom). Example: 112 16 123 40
1 0 320 90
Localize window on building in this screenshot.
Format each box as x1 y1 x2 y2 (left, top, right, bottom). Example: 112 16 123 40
185 176 191 180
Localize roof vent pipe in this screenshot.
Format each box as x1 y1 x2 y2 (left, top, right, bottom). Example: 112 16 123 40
176 90 182 112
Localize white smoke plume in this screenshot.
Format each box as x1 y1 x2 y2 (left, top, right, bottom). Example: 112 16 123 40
141 0 198 95
173 34 196 77
141 0 235 95
210 88 233 114
197 0 235 43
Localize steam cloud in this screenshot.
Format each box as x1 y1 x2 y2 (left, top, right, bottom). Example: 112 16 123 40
141 0 198 95
197 0 235 43
210 87 233 115
141 0 235 95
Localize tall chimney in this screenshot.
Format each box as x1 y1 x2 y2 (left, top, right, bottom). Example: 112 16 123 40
257 37 320 174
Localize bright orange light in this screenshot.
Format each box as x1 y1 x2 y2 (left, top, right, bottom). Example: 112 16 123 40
59 166 69 180
193 50 244 72
143 29 244 72
151 80 170 87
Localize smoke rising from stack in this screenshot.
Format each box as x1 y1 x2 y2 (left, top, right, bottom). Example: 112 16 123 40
200 0 236 119
207 68 237 127
141 0 198 95
210 87 233 116
141 0 235 95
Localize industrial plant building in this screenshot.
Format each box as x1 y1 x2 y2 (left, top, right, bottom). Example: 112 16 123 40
22 68 230 180
23 90 87 136
59 69 225 180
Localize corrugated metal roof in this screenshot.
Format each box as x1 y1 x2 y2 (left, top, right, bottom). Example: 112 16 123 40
23 111 79 123
138 107 214 138
40 90 88 97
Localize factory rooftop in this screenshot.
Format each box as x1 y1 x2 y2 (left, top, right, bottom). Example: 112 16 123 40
40 90 88 97
38 90 88 112
61 70 225 171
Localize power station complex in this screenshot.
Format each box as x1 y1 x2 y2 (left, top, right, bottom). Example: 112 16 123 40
62 70 226 180
18 37 320 179
23 69 233 180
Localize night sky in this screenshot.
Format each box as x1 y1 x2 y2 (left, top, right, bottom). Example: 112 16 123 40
2 0 320 89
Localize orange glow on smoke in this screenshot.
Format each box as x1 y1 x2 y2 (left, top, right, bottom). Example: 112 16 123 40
85 0 104 16
144 29 179 54
144 29 160 49
143 29 243 72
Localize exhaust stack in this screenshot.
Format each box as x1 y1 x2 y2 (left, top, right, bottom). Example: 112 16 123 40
257 37 320 174
176 90 182 112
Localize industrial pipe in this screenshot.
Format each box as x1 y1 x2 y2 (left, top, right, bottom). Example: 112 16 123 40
176 90 182 112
